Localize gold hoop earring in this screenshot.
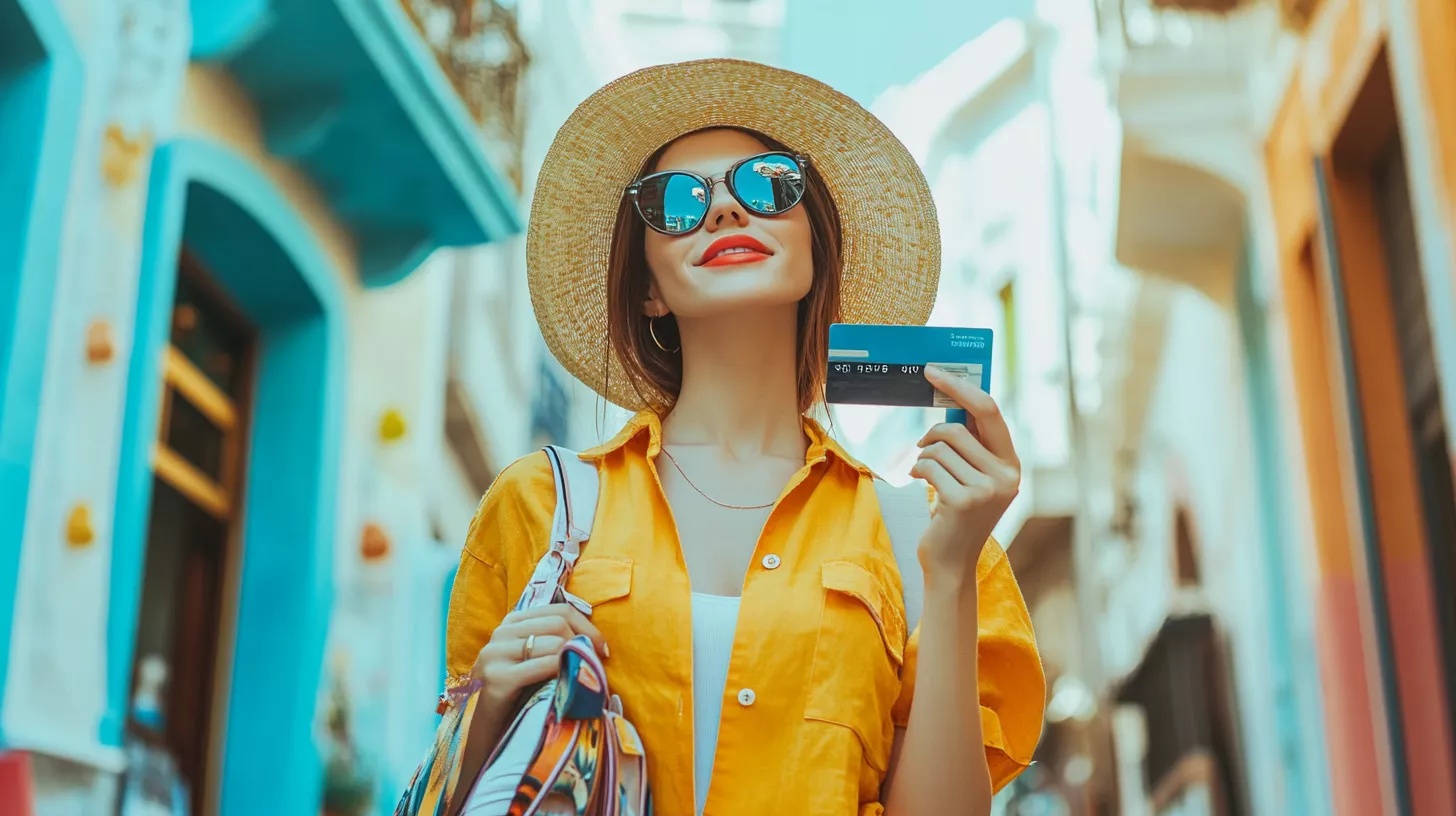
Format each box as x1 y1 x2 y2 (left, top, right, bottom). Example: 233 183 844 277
649 315 680 354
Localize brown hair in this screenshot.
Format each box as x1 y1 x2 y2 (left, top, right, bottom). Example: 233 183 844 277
604 129 843 414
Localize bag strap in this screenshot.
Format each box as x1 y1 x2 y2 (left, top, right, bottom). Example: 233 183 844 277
874 479 930 632
513 447 600 614
548 445 600 545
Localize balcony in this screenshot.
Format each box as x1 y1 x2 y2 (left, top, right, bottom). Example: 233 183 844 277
399 0 530 192
1099 0 1261 167
1096 0 1261 301
188 0 523 287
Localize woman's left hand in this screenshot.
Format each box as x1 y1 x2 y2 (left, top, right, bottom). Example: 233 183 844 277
908 366 1021 582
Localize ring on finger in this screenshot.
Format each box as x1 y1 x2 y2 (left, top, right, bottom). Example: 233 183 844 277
522 634 536 661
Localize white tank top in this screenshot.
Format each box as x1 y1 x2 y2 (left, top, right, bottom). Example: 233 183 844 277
690 592 741 815
689 480 929 815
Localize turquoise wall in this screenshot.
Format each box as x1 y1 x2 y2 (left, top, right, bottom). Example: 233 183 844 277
1236 240 1335 815
0 0 81 740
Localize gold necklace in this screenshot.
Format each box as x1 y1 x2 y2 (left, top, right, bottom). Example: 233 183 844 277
659 448 776 510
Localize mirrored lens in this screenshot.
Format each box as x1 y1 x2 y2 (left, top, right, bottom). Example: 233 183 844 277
730 155 805 215
636 172 710 234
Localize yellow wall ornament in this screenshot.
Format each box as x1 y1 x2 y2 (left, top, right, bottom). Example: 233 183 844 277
378 408 408 442
66 503 95 547
86 320 115 364
102 123 152 188
360 522 391 562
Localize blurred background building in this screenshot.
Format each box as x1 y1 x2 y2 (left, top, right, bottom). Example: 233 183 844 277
0 0 1453 815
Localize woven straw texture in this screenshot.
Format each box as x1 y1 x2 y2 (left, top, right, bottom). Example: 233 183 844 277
527 58 941 410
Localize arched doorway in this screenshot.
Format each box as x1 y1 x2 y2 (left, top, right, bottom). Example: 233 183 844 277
108 139 346 813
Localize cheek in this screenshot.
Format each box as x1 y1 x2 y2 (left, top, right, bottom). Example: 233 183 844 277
643 231 689 288
776 213 815 287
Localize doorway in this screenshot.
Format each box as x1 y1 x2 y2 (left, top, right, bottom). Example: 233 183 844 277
1369 133 1456 747
129 255 255 813
1320 44 1456 814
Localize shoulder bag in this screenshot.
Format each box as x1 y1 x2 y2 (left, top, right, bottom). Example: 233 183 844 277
395 446 651 816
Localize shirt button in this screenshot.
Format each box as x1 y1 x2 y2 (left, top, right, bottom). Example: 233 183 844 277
761 554 781 570
737 688 756 707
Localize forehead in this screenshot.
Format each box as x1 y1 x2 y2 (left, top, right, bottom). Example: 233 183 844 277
654 129 771 176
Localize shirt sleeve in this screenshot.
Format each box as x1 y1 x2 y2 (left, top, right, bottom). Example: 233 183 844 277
890 538 1046 792
443 452 556 691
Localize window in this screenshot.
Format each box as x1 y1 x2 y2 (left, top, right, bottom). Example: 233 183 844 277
1174 507 1201 587
999 280 1018 398
129 254 255 813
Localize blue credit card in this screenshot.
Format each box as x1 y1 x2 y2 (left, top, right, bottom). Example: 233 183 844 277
826 324 993 420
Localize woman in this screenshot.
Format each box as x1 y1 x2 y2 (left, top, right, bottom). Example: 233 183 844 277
445 59 1044 815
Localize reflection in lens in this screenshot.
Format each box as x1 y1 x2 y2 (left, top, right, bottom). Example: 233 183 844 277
637 172 709 234
733 155 804 216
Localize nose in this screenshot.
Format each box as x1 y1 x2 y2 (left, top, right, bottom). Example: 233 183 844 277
703 177 748 231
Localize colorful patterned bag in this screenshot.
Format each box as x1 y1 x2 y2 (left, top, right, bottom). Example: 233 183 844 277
395 446 651 816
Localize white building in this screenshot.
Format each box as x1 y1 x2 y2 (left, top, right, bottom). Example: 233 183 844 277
867 1 1339 814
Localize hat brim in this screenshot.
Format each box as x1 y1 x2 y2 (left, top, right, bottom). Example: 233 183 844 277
527 58 941 410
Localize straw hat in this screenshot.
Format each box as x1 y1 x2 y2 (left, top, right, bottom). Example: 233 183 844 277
527 58 940 409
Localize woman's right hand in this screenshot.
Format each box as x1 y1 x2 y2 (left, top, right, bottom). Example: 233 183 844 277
470 603 609 722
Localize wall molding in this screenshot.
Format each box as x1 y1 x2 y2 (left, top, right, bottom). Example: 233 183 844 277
0 0 83 744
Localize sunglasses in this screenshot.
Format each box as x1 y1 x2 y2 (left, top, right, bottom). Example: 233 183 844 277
626 151 810 235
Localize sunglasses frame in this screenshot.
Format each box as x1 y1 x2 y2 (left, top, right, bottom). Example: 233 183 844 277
625 151 811 236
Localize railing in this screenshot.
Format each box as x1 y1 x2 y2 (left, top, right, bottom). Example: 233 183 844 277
1096 0 1260 82
1146 0 1246 12
1106 0 1315 50
1119 0 1236 51
400 0 530 192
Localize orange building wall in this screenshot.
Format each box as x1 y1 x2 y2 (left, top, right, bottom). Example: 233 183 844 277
1266 76 1391 816
1267 1 1456 813
1412 0 1456 264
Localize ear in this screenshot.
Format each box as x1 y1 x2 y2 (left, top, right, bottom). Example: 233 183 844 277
640 285 669 318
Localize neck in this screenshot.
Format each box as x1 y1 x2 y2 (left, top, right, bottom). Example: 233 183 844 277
662 304 806 462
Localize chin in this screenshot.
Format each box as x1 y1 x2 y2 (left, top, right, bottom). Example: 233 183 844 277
677 289 806 318
672 266 804 313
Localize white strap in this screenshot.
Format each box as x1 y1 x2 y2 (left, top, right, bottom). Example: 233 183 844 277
546 445 599 543
515 447 601 613
874 479 930 633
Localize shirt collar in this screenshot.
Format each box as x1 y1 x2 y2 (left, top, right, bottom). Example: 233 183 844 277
579 409 875 477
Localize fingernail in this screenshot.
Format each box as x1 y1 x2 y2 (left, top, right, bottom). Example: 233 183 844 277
603 642 611 658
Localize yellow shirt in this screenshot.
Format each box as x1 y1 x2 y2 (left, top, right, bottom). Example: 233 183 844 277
445 411 1045 815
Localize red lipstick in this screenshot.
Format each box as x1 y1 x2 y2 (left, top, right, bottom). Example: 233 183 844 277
697 234 773 267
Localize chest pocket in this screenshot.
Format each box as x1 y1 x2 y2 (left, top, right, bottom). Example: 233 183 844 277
566 557 634 607
803 558 907 773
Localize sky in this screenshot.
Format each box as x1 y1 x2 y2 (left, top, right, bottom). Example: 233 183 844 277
780 0 1034 106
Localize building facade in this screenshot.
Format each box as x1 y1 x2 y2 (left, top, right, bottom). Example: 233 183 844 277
1251 0 1456 812
1088 0 1456 813
0 1 538 814
865 0 1452 812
